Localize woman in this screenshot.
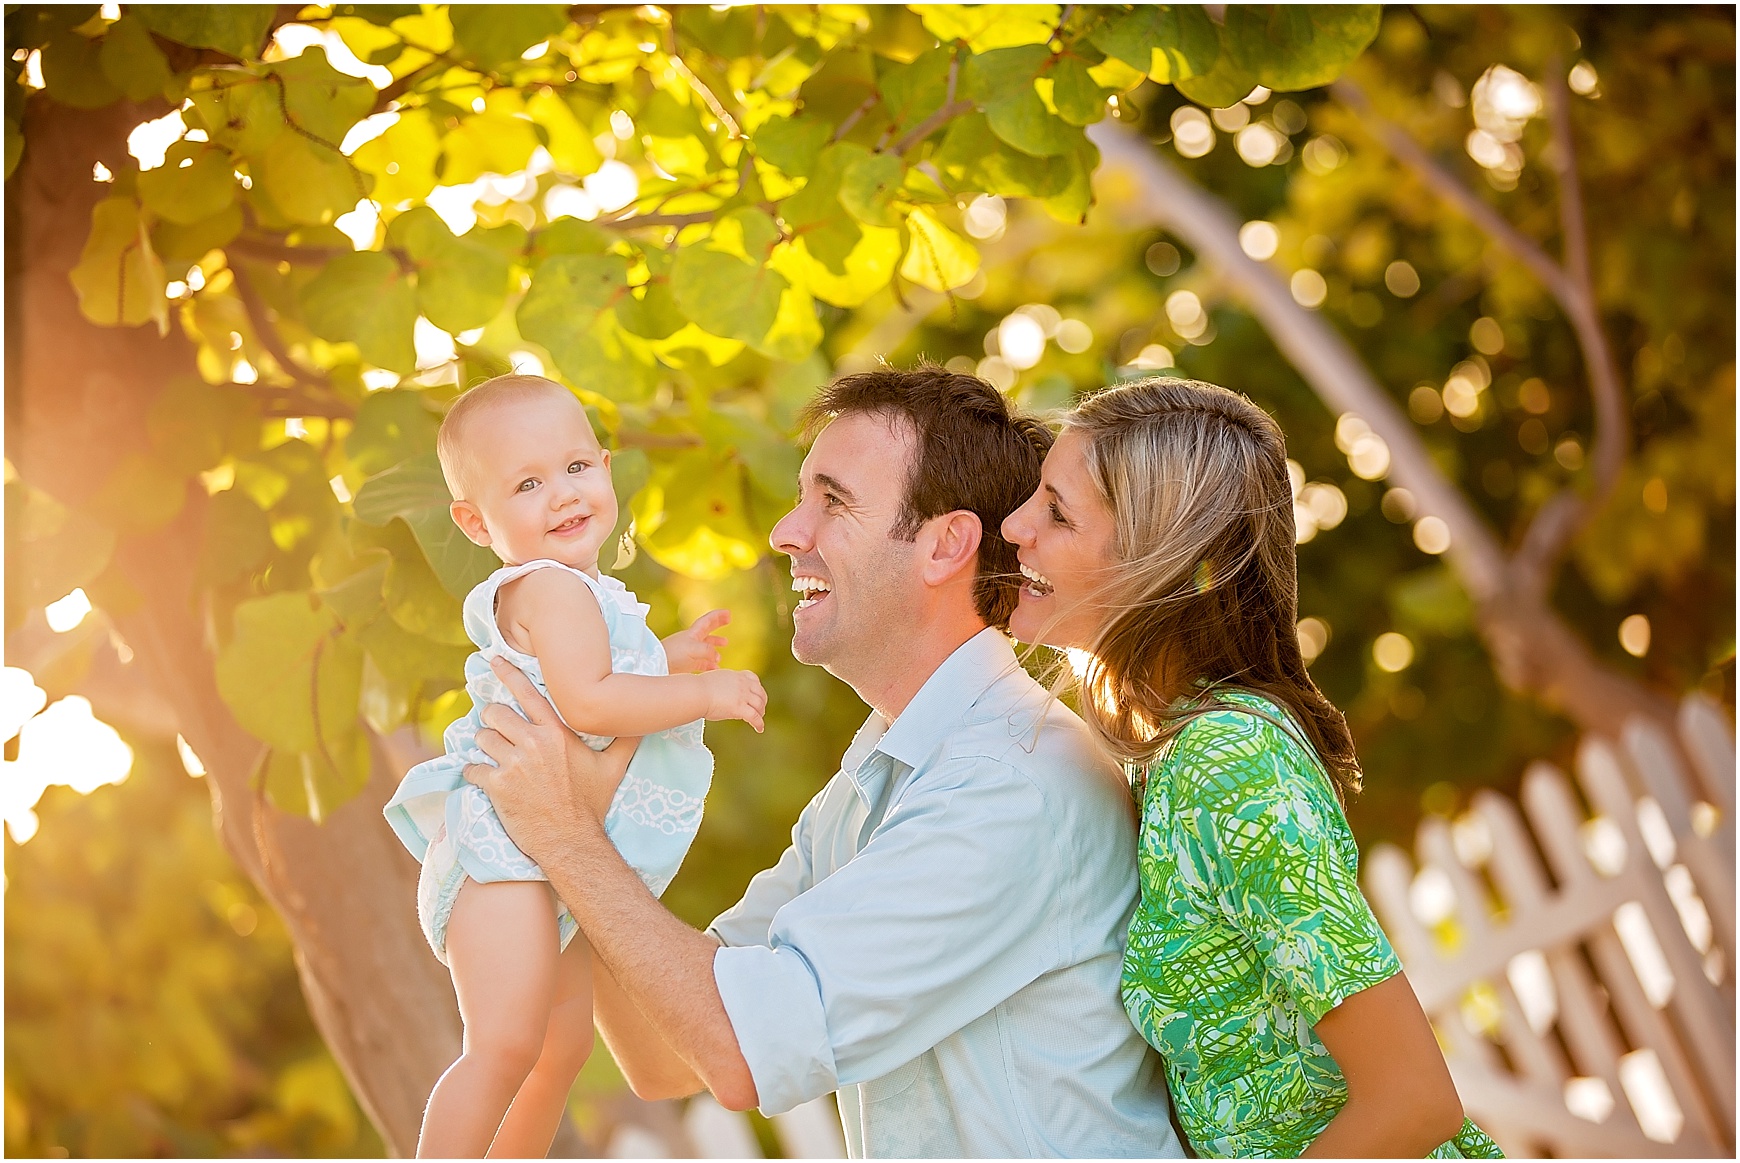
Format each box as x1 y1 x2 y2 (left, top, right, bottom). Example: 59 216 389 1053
1001 377 1501 1158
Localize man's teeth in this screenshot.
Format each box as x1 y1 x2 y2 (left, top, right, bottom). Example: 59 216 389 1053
791 575 831 608
1020 563 1055 596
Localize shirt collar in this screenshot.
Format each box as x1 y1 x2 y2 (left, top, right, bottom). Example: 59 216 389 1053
875 627 1022 770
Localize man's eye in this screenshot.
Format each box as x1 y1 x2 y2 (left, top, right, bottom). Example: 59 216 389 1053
824 493 842 508
518 478 538 492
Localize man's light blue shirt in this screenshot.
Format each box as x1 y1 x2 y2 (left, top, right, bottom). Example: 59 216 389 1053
708 629 1183 1158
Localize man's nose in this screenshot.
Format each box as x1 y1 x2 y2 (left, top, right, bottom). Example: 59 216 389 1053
770 502 810 555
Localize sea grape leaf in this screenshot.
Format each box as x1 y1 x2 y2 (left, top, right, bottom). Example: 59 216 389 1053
299 250 418 373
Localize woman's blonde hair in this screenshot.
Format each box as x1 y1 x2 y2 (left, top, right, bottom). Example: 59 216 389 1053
1058 376 1362 799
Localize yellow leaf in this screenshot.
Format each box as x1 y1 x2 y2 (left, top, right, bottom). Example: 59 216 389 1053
900 208 978 292
771 228 901 308
69 196 167 330
912 4 1058 51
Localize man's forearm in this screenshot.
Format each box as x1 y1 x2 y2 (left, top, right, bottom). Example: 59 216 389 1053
547 812 760 1111
591 953 707 1101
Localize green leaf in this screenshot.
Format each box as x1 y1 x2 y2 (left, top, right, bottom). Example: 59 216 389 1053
985 85 1076 157
634 450 764 580
534 217 612 258
615 281 687 341
449 4 569 70
271 48 377 145
197 489 274 585
352 453 498 599
838 151 904 227
935 112 1071 197
1048 55 1111 126
880 45 953 129
299 250 418 374
98 15 174 102
133 5 275 59
516 252 631 377
138 141 237 226
671 244 789 346
1089 6 1219 84
357 613 470 730
152 202 244 266
961 44 1050 103
441 97 543 184
70 196 167 330
753 114 834 179
186 71 286 158
215 593 357 753
1040 138 1098 224
900 207 978 292
383 547 468 645
386 206 513 333
345 390 440 478
256 129 367 226
1237 5 1381 91
40 30 122 109
259 730 370 822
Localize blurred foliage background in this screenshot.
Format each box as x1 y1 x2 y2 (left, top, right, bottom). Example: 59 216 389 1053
5 3 1732 1156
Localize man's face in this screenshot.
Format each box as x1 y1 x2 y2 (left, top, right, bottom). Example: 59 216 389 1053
770 411 922 680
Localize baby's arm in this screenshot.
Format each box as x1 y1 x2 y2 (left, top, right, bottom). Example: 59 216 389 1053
498 568 766 735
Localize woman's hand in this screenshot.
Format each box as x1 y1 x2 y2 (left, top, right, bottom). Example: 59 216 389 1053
1304 972 1466 1157
661 609 730 674
465 656 632 861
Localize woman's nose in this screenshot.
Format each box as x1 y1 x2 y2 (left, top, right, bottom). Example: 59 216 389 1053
1001 498 1033 546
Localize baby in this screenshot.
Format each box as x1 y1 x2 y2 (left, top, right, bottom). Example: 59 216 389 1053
383 374 765 1157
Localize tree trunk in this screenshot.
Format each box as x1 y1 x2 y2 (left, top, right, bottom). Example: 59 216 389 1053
8 94 589 1158
1088 124 1675 737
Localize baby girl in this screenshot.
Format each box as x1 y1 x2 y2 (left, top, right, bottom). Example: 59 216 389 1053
383 374 765 1157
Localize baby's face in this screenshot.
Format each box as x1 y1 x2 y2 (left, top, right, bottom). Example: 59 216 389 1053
450 394 618 572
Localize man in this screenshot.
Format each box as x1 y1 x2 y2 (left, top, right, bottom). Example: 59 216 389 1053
466 366 1183 1157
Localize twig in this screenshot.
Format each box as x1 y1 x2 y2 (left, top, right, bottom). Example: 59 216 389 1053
1335 76 1630 597
832 94 879 142
893 99 973 156
230 263 326 389
668 54 742 140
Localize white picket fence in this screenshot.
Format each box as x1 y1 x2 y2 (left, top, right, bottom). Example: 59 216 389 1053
1366 693 1736 1157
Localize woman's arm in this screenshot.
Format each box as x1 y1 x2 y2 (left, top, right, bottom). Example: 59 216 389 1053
502 568 765 735
1303 972 1466 1157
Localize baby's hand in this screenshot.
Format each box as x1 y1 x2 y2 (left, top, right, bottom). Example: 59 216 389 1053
663 609 730 674
701 668 767 733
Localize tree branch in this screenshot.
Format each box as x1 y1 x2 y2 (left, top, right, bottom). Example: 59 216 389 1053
893 99 973 156
230 262 326 390
1087 121 1671 737
1088 121 1511 602
832 94 880 142
1336 76 1631 598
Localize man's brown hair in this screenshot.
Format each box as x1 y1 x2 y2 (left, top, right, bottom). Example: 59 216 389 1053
799 363 1054 631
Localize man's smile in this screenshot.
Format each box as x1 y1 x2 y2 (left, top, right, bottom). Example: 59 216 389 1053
792 574 832 612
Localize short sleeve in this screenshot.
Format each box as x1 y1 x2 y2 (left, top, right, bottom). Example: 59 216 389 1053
1173 709 1401 1023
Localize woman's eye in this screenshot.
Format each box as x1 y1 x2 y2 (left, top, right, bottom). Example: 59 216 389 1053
1048 502 1068 525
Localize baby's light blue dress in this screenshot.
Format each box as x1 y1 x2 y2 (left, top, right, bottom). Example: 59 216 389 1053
383 559 712 964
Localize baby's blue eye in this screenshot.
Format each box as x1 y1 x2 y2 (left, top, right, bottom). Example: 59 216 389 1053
569 461 586 473
518 478 537 492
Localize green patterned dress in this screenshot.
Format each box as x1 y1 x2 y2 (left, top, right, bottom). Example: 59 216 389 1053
1120 689 1502 1158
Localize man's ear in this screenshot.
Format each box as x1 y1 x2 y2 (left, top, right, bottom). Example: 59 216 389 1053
451 499 492 547
917 510 982 587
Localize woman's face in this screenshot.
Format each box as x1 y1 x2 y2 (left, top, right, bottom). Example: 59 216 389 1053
1001 429 1120 649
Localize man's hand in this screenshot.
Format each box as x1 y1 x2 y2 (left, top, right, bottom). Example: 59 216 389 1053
662 609 730 674
464 656 627 860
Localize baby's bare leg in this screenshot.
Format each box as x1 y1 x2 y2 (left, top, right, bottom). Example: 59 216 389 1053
488 928 596 1158
418 879 560 1158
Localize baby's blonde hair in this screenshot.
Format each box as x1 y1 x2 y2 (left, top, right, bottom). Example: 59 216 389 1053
436 374 592 499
